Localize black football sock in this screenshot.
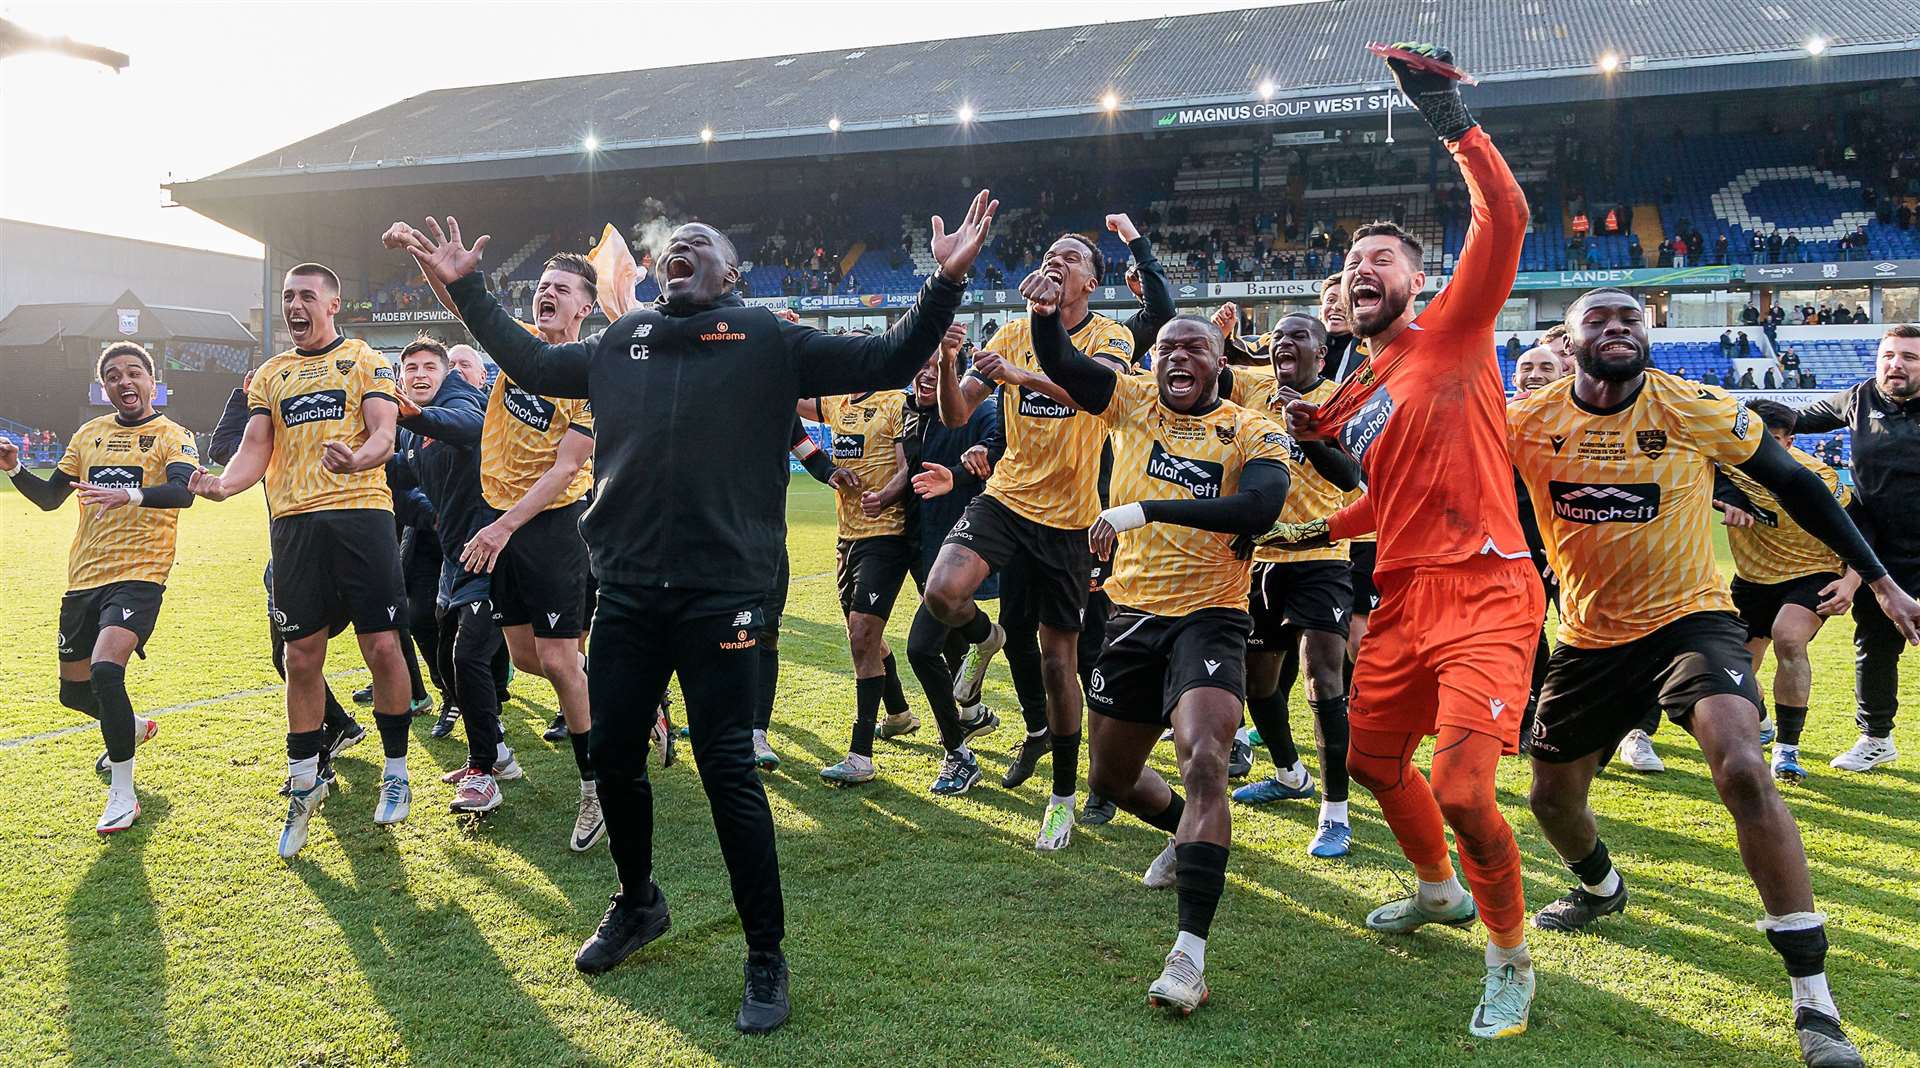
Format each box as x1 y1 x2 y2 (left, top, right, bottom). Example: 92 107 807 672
1246 689 1297 771
881 653 909 716
1175 842 1231 939
1776 704 1809 747
1144 791 1186 834
1310 695 1350 803
89 662 137 763
852 676 883 757
570 730 594 780
1050 729 1081 798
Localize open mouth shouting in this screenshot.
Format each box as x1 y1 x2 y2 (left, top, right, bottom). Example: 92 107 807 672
1348 278 1384 319
287 312 312 340
536 296 559 321
113 383 142 410
1163 365 1198 400
662 254 696 287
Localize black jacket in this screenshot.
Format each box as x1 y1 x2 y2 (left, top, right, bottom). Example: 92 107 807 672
391 374 490 606
1797 382 1920 570
448 271 963 593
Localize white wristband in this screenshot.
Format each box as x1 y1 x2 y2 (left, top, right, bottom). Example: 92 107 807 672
125 486 144 507
1100 502 1147 533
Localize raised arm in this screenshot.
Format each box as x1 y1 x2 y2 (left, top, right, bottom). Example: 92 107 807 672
1384 44 1525 334
938 333 994 428
1112 215 1174 355
399 383 485 448
392 217 593 399
1024 273 1118 416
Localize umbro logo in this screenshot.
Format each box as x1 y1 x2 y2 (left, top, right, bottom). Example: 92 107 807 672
1726 669 1744 684
547 612 561 627
1204 659 1221 676
732 611 754 627
1489 697 1506 720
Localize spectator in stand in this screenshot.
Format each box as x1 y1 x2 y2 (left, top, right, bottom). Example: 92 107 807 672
1750 232 1766 263
1783 234 1801 262
1570 211 1590 240
1766 231 1783 263
1714 233 1729 265
1742 302 1761 326
1780 347 1801 374
1856 304 1870 323
1628 232 1644 266
1703 368 1722 387
1764 367 1778 389
1738 367 1757 389
1602 207 1619 235
1670 233 1688 268
1720 329 1736 361
1834 306 1853 326
1505 335 1523 364
1763 318 1779 352
1770 303 1786 326
1738 331 1753 357
1687 228 1705 262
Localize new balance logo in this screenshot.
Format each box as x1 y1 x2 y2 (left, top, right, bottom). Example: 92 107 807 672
1489 697 1506 720
1204 659 1221 676
634 323 653 337
732 611 754 627
547 612 561 627
1726 669 1744 685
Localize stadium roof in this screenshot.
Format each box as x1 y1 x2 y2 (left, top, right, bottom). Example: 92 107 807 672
170 0 1920 212
0 291 255 348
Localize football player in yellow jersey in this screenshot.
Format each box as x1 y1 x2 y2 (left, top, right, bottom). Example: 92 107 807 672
924 228 1136 849
1509 288 1920 1067
189 263 415 859
1023 279 1292 1014
5 343 195 833
1221 315 1366 860
446 253 605 849
1719 399 1861 785
796 387 924 784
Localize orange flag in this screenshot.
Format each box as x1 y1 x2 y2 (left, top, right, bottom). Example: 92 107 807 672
587 223 643 319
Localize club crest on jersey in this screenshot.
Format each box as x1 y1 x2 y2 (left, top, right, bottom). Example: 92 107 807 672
1549 480 1662 524
1146 441 1224 498
504 386 557 432
336 359 355 374
1636 430 1668 458
281 390 348 427
1214 423 1237 444
138 435 156 451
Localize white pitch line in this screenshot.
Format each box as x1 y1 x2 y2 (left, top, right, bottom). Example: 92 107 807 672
0 670 370 751
1 570 845 753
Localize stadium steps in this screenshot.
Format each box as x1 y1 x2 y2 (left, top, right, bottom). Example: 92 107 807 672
1631 203 1664 267
498 233 551 280
840 242 867 277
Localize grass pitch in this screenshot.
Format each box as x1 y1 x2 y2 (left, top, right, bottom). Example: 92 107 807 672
2 477 1917 1067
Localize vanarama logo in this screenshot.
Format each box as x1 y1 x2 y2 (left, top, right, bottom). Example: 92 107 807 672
699 319 746 342
720 628 758 650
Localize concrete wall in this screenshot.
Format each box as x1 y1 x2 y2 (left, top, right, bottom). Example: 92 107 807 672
0 219 260 323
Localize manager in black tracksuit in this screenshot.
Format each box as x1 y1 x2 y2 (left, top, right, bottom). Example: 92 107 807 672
394 195 994 1033
1796 332 1920 762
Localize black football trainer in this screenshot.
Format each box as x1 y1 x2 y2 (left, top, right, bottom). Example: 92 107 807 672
1079 792 1117 827
736 950 791 1034
1532 878 1628 933
1794 1007 1865 1067
543 712 568 743
1001 730 1051 789
430 703 462 740
575 884 671 975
